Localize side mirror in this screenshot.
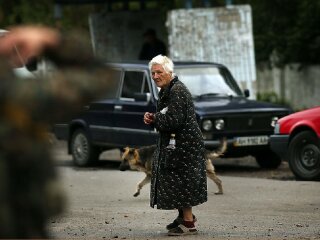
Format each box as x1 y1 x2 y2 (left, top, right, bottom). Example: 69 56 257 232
134 92 151 102
244 89 250 98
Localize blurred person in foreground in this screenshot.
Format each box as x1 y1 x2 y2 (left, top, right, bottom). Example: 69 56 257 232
143 55 207 236
0 25 113 238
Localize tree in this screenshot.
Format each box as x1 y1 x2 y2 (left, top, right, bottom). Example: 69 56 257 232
235 0 320 65
0 0 54 26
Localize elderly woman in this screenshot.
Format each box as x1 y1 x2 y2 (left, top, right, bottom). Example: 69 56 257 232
144 55 207 236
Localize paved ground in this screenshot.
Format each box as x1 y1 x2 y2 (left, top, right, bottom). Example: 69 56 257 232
49 141 320 240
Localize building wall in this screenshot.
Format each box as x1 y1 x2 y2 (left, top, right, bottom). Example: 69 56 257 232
167 5 256 97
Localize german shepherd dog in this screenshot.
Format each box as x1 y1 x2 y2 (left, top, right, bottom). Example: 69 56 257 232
119 139 226 197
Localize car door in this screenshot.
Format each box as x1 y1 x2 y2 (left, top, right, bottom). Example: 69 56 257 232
113 69 157 147
87 68 122 145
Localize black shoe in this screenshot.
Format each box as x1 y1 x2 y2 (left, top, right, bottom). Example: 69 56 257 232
166 217 183 230
166 215 197 230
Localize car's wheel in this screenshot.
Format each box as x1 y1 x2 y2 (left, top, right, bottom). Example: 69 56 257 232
254 150 282 169
288 131 320 181
70 129 100 167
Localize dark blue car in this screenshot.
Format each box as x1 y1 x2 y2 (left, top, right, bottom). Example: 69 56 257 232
53 62 291 168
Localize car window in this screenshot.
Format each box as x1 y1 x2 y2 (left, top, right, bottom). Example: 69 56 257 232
103 68 122 99
143 75 150 94
121 70 149 100
175 67 243 97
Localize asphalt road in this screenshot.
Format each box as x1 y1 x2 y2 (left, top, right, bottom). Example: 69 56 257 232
49 141 320 240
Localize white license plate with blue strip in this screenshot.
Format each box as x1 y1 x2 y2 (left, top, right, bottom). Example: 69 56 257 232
234 136 269 146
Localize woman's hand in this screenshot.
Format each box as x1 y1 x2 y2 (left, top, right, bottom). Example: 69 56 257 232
144 112 155 125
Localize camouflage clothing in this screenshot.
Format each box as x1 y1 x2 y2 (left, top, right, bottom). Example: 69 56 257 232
0 32 113 238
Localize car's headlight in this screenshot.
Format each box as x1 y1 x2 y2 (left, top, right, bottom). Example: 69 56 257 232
214 119 225 130
271 116 278 127
274 122 280 134
202 120 213 131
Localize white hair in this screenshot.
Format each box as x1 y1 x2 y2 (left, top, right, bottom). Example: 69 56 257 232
148 55 174 76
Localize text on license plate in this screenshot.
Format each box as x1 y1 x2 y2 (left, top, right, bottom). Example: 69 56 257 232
234 136 269 147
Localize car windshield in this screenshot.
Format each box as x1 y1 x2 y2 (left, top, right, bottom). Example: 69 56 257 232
174 67 243 98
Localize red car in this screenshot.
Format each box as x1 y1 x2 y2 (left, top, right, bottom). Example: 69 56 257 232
270 106 320 180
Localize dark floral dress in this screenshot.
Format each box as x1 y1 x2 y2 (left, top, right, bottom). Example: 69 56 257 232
150 77 207 210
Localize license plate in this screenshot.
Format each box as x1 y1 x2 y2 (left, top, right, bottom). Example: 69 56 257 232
234 136 269 147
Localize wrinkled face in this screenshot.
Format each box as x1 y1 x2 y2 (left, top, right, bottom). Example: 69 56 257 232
151 64 172 88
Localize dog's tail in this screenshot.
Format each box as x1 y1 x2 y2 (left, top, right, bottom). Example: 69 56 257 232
207 137 227 159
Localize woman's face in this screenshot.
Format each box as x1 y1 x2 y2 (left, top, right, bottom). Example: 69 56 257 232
151 64 172 88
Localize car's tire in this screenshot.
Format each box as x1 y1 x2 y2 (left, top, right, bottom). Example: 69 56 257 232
254 150 282 169
70 129 100 167
288 131 320 181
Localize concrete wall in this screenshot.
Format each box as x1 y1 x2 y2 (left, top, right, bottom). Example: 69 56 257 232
89 11 167 62
256 64 320 110
167 5 256 97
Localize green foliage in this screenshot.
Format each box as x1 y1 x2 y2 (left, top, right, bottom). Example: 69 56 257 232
0 0 54 26
235 0 320 65
0 0 95 32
